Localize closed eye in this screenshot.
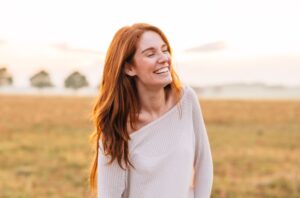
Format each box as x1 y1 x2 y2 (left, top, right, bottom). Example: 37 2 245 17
162 45 169 53
147 53 155 57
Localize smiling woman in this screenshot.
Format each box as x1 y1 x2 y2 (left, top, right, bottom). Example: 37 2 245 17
89 23 213 198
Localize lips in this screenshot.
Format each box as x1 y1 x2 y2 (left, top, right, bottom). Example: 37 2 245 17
154 66 169 74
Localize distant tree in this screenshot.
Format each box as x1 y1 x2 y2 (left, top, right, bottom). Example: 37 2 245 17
64 71 89 90
0 67 13 86
30 70 53 88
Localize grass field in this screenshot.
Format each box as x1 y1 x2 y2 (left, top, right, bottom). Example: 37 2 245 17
0 95 299 198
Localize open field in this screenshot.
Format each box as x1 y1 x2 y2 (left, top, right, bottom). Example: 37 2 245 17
0 95 299 198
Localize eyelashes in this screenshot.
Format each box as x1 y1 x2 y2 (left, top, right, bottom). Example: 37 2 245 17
146 49 169 57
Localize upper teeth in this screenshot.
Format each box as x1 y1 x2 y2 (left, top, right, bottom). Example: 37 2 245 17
154 67 169 74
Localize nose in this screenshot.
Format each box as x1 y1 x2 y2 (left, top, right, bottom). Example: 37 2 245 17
158 51 170 64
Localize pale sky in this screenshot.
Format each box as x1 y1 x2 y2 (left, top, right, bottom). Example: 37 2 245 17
0 0 300 87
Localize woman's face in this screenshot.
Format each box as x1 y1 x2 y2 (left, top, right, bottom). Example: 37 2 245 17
126 31 172 89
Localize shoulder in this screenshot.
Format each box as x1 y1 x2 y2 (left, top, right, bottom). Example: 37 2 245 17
181 84 199 104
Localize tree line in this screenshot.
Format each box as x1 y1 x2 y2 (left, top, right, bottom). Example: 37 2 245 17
0 67 91 89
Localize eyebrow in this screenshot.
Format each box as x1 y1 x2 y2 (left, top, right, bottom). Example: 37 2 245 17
141 44 168 54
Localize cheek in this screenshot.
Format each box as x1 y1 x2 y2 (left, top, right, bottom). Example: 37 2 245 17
136 58 156 72
141 57 156 66
138 67 154 78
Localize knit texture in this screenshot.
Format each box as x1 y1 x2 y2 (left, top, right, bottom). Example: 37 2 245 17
98 85 213 198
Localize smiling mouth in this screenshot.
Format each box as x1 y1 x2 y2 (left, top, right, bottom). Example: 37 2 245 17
154 66 169 74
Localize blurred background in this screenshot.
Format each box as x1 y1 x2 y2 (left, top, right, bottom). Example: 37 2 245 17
0 0 299 197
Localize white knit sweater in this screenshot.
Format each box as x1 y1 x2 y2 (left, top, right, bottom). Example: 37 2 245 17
97 85 213 198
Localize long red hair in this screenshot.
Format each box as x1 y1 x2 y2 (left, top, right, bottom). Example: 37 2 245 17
89 23 182 193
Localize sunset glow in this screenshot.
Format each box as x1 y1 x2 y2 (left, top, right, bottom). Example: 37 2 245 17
0 0 299 87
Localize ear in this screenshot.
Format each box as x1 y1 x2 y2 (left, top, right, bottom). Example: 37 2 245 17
124 62 136 77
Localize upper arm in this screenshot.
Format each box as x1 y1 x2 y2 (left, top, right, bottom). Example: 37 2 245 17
97 142 127 198
189 87 213 197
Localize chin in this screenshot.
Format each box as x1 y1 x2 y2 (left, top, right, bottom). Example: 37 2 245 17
161 77 173 87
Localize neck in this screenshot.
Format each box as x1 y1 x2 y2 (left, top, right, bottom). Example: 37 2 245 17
136 84 169 117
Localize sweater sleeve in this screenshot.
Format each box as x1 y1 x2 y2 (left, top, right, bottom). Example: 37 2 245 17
190 88 213 198
97 141 127 198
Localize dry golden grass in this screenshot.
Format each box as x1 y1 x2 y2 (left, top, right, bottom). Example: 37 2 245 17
0 95 299 198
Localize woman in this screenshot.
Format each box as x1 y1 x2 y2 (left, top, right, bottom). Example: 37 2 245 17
90 23 213 198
